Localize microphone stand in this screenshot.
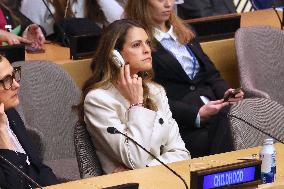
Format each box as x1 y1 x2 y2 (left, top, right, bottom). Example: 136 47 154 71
107 127 189 189
40 0 70 46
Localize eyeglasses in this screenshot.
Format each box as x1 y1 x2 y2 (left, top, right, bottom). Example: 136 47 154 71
0 66 21 90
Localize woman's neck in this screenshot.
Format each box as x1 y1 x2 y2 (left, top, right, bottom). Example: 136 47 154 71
156 22 169 32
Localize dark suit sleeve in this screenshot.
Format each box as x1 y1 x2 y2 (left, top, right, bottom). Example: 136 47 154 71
36 163 58 186
0 150 29 189
192 39 229 99
168 99 200 130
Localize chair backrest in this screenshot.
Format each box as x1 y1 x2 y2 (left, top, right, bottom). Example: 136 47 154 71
229 98 284 150
74 121 103 178
14 60 81 161
235 26 284 104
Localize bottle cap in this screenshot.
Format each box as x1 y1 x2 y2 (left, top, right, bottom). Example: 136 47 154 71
263 138 274 145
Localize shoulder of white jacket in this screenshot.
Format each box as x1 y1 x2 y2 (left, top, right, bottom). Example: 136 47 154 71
85 86 115 101
148 82 165 96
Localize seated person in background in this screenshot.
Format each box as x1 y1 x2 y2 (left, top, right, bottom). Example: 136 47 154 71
78 19 190 174
0 0 45 51
0 55 58 188
20 0 125 37
177 0 236 19
125 0 244 158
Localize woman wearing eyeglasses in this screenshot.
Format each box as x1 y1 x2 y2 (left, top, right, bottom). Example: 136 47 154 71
0 55 58 188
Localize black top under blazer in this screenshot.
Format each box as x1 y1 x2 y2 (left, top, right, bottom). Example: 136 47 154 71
152 39 229 131
0 108 58 189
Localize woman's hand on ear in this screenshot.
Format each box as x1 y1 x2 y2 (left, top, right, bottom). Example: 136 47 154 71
115 64 144 105
0 103 7 128
0 103 13 150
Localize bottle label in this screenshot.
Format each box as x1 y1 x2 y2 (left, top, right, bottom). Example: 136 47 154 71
260 151 276 183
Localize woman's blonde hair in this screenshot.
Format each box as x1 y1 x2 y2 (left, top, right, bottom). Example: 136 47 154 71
125 0 195 45
77 19 157 123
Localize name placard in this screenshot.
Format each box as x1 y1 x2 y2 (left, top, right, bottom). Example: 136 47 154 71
190 160 261 189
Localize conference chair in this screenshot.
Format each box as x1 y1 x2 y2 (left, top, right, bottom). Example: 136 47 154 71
229 98 284 150
13 60 81 182
74 121 104 178
235 26 284 105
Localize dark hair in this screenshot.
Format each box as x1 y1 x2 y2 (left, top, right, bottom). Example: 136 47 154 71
76 19 157 123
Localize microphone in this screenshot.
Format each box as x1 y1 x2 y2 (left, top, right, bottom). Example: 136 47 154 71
40 0 70 46
227 113 283 144
0 154 43 189
107 127 189 189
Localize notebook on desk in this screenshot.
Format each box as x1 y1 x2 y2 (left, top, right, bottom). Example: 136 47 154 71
185 13 241 42
0 44 25 63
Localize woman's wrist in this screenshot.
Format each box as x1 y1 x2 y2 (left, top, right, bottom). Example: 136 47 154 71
128 102 144 110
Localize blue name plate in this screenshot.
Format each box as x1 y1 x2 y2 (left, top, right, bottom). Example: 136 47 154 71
203 166 255 189
190 160 262 189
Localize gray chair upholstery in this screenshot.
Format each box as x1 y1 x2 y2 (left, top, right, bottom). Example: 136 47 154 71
13 60 81 181
229 98 284 150
74 121 103 178
235 26 284 105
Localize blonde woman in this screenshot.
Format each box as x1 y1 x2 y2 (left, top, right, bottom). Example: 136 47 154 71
78 19 190 174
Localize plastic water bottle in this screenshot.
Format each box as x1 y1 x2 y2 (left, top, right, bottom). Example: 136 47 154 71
259 138 276 184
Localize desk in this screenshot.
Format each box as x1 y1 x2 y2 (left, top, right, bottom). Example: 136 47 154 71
25 9 281 65
46 143 284 189
241 9 283 29
25 43 70 64
25 9 280 89
25 43 92 65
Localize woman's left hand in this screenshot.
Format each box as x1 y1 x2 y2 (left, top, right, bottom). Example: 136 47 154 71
23 24 45 50
115 64 144 105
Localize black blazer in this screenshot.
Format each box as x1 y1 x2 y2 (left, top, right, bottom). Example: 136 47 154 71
178 0 236 19
0 108 58 189
152 39 229 131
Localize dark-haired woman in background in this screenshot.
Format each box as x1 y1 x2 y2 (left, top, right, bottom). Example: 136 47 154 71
78 19 190 174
